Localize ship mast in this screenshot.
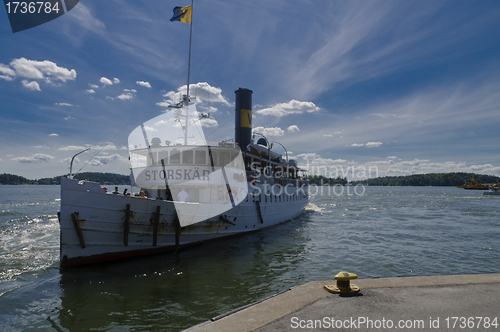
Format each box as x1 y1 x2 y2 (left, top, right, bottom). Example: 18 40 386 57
185 0 193 106
184 0 194 145
170 0 194 145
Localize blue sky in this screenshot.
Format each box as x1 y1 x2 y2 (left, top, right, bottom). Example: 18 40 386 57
1 0 500 180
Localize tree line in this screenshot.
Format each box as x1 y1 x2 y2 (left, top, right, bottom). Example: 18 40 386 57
3 171 499 187
351 172 500 187
308 175 348 186
0 172 130 185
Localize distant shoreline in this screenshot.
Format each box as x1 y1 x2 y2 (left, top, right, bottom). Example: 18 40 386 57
0 172 130 186
309 172 500 187
2 171 499 187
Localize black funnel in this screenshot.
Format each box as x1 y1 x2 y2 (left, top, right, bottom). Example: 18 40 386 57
234 88 253 151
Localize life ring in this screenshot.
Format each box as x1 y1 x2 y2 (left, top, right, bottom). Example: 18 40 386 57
252 174 257 186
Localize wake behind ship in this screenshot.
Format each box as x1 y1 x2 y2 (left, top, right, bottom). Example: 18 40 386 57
59 88 310 267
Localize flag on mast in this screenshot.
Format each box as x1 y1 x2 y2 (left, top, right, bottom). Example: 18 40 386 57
170 5 192 24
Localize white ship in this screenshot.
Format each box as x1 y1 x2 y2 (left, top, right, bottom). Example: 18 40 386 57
59 88 310 267
58 4 308 267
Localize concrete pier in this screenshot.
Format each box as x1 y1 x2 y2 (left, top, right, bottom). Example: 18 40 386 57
186 274 500 331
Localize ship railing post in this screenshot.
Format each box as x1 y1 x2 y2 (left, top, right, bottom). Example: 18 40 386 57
124 204 131 247
174 215 181 249
153 206 161 246
70 211 86 249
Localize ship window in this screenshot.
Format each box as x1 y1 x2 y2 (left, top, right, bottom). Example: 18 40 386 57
211 151 219 166
232 150 242 168
170 150 180 164
220 150 230 166
195 150 206 164
148 152 157 165
158 151 168 165
183 150 194 164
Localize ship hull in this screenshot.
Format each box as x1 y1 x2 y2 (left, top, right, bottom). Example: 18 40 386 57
60 177 309 267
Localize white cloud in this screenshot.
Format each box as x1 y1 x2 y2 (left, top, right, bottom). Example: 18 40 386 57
371 113 412 119
0 75 14 81
366 142 383 148
70 3 106 34
256 100 320 117
201 106 219 113
253 126 285 137
159 82 230 106
9 58 76 82
55 102 73 106
350 142 382 148
116 89 136 100
100 77 113 86
12 153 54 163
136 81 151 88
274 2 467 100
200 118 219 128
90 154 128 166
0 64 16 81
89 84 99 89
116 93 134 100
21 80 41 91
49 133 59 137
85 89 96 94
64 115 76 120
58 143 117 151
287 125 300 132
113 78 120 84
143 125 157 132
156 101 169 107
58 145 86 151
60 156 80 164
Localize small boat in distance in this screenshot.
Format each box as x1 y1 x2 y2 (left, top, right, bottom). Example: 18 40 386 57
457 176 490 190
483 187 500 195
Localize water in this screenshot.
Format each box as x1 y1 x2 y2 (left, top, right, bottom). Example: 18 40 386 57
0 185 499 331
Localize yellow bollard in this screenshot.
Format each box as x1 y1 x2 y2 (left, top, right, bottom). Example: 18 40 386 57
324 271 360 294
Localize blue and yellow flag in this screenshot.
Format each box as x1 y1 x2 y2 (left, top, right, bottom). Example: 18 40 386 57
170 5 192 24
